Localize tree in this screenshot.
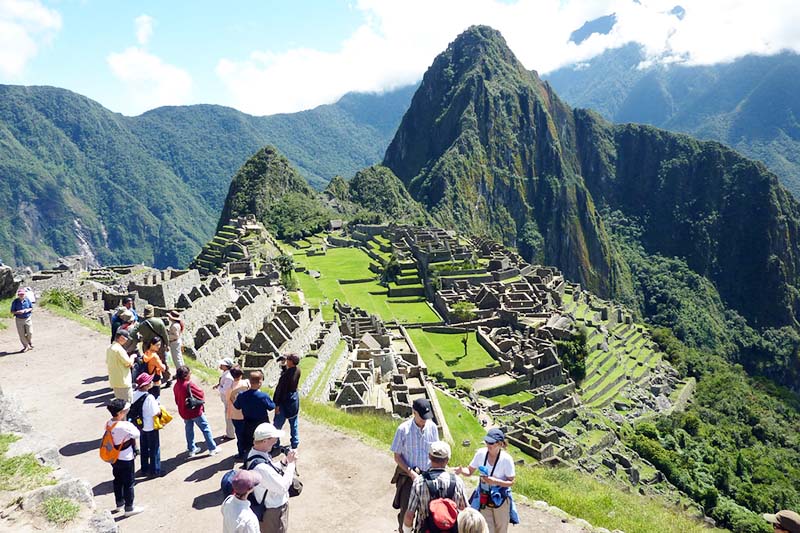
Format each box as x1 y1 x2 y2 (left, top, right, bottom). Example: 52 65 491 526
274 254 296 289
451 301 477 323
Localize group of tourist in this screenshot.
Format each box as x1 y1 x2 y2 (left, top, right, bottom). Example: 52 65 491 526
101 299 302 531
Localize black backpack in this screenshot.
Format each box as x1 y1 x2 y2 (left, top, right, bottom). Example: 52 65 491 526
423 470 459 533
127 394 148 429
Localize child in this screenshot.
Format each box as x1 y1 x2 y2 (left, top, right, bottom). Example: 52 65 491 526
105 398 144 516
131 373 162 477
221 470 261 533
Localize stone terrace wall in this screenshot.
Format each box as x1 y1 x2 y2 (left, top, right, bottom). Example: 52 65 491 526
128 269 201 310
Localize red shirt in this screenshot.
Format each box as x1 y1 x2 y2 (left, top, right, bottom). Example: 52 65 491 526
174 378 205 420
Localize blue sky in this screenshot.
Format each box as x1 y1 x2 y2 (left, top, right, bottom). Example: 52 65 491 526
2 0 798 116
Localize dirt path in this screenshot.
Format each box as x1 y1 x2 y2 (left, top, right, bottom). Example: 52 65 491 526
0 310 586 532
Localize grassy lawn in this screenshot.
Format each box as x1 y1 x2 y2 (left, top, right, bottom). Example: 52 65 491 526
0 434 55 492
490 390 535 406
434 390 486 455
298 354 319 387
308 340 348 400
40 496 80 525
407 329 498 386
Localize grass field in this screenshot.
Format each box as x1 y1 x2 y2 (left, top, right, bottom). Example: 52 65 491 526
289 246 440 324
407 329 498 387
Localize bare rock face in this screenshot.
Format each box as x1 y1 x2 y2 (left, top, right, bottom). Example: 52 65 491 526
0 385 33 433
21 478 95 510
0 265 19 299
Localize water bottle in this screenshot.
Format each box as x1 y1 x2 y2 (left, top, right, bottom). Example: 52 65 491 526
478 465 490 506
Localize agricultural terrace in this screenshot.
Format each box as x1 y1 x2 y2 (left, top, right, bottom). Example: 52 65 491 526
407 329 499 389
282 237 440 324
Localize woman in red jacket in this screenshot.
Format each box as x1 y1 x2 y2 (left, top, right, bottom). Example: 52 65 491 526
173 365 218 458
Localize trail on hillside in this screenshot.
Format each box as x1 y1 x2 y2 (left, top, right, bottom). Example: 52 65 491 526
0 310 585 532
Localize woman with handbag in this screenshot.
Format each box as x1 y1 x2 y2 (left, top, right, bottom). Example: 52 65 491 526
456 429 516 533
131 373 162 478
173 365 218 458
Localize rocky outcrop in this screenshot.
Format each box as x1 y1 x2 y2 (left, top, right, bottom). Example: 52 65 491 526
0 265 19 299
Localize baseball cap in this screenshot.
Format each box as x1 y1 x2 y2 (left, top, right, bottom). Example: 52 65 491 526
107 399 130 416
412 398 433 420
232 470 261 495
219 357 234 368
764 511 800 533
253 423 284 442
429 441 451 460
484 428 505 444
115 328 131 339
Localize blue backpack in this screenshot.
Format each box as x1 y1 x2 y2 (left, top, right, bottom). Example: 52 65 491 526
221 455 269 520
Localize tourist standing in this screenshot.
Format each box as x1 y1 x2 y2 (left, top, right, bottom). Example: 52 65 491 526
107 329 135 402
131 373 162 478
111 297 138 341
221 470 261 533
247 423 297 533
226 367 250 460
104 399 144 517
142 336 167 399
214 357 236 440
403 441 467 533
456 429 516 533
233 370 274 458
273 354 301 450
390 398 439 533
10 287 33 352
166 310 185 368
131 305 171 381
173 365 218 457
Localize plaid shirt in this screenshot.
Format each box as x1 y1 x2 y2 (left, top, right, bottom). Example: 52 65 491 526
407 469 467 532
391 418 439 471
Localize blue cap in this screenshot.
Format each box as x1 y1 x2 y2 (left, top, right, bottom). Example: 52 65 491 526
484 428 505 444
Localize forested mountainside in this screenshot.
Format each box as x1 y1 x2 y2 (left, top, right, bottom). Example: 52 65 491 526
0 84 414 268
382 25 800 386
546 43 800 198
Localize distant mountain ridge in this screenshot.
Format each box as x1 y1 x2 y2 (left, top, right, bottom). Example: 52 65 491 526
0 84 415 268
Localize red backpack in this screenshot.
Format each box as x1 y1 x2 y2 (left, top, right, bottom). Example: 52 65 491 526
423 471 459 533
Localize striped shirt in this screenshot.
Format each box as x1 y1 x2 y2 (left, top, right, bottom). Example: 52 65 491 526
391 418 439 471
407 469 467 532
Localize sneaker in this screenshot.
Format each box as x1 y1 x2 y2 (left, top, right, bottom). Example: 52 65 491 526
208 448 219 457
187 449 198 458
124 506 144 517
28 345 33 350
113 505 124 513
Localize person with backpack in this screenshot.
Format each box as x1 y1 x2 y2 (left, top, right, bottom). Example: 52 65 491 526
142 336 167 399
107 329 136 402
456 429 516 533
102 398 144 517
247 423 297 533
403 441 467 533
221 470 261 533
130 373 162 478
130 305 171 382
391 398 440 533
173 365 219 458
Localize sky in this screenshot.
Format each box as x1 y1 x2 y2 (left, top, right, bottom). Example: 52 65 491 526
1 0 799 117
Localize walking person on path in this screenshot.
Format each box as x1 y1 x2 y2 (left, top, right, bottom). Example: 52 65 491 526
233 369 274 459
403 441 467 533
226 366 250 460
131 305 171 382
166 310 185 368
273 354 301 450
247 423 297 533
10 287 33 352
213 357 236 440
131 373 162 478
391 398 439 533
104 398 144 517
222 470 261 533
456 429 516 533
142 336 167 399
106 329 135 402
173 365 219 457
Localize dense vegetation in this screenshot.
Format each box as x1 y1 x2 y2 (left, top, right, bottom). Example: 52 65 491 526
0 84 413 268
624 329 800 533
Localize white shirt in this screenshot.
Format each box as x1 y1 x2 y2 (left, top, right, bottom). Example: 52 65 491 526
248 450 296 508
168 321 182 344
469 448 515 481
221 495 260 533
219 370 234 401
107 419 140 461
132 390 160 431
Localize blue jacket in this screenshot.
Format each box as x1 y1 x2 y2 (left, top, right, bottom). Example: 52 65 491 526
11 298 32 319
233 389 275 423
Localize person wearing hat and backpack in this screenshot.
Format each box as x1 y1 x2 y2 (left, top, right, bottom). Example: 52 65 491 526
247 423 297 533
222 470 262 533
103 398 144 517
403 440 467 533
391 398 440 533
765 510 800 533
456 429 515 533
130 373 162 478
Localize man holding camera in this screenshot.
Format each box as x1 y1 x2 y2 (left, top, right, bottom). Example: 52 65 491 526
247 423 297 533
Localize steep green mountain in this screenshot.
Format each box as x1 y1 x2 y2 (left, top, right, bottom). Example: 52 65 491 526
546 44 800 197
0 84 414 268
382 26 800 382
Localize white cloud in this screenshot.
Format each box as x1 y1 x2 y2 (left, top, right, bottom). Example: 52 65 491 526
135 14 154 46
0 0 61 77
216 0 800 115
107 47 192 114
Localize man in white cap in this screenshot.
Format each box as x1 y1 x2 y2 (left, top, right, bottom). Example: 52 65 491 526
10 287 33 352
764 510 800 533
247 423 297 533
214 357 236 440
403 441 467 533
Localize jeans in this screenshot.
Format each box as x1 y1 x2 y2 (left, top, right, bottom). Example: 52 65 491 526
273 411 299 449
140 430 161 475
112 458 135 510
232 419 246 459
184 414 216 453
